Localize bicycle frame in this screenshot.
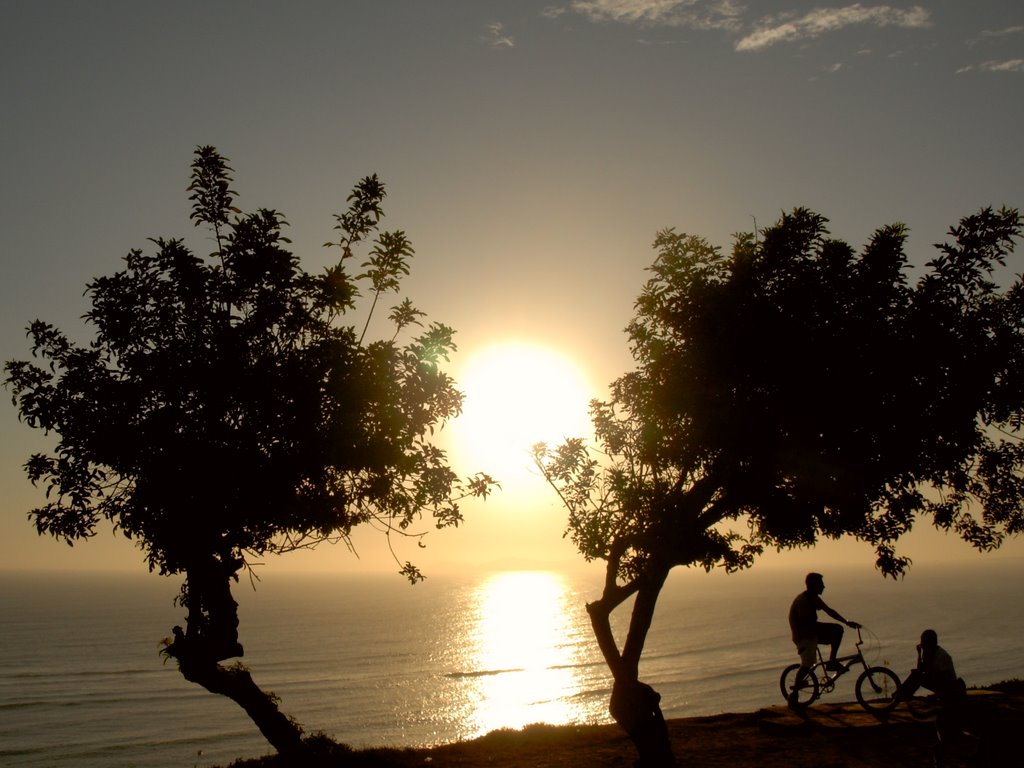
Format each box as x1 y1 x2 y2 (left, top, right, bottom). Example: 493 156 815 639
814 628 870 689
780 626 901 714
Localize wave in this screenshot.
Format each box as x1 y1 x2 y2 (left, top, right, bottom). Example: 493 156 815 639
548 660 605 672
445 658 607 678
3 667 157 680
0 746 50 759
444 668 524 678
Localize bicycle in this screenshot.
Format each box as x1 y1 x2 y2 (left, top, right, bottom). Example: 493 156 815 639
779 626 901 714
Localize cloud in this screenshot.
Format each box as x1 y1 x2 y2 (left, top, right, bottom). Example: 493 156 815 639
957 59 1024 74
551 2 933 52
566 0 745 31
986 59 1024 72
980 25 1024 39
735 4 931 52
484 21 515 49
569 0 698 24
968 23 1024 49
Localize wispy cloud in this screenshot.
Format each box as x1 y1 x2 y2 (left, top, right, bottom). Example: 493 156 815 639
980 25 1024 39
567 0 745 31
550 2 933 52
986 59 1024 72
956 59 1024 74
484 21 515 49
735 4 931 52
959 24 1024 73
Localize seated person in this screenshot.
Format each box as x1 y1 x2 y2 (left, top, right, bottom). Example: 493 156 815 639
898 629 964 702
897 629 967 766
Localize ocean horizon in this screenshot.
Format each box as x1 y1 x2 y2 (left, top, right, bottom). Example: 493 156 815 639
2 559 1022 768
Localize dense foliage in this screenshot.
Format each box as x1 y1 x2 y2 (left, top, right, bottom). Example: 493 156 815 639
4 146 495 755
535 206 1023 765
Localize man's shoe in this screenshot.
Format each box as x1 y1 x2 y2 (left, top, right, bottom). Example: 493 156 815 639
787 689 805 711
825 660 844 672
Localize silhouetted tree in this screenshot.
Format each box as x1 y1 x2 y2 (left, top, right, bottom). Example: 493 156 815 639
5 146 495 759
534 207 1024 766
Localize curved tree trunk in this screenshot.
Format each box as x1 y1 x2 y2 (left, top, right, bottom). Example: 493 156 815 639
171 646 307 758
610 679 673 767
587 567 676 767
165 556 309 760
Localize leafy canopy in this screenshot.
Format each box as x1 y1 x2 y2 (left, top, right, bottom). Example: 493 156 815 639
536 207 1024 581
5 146 495 583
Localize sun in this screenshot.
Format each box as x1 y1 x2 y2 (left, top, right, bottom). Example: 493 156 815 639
449 341 594 487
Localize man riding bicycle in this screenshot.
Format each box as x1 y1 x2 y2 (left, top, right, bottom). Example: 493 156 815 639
788 572 860 707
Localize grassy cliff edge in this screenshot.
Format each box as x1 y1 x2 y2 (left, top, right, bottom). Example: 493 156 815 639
223 683 1024 767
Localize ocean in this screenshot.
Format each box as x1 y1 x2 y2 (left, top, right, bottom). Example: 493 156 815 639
2 560 1022 768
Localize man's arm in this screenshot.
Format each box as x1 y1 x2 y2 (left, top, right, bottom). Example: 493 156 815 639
818 598 859 627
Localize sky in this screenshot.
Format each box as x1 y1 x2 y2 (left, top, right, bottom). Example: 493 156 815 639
2 1 1023 577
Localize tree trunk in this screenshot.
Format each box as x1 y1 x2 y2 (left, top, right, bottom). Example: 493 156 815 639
588 568 676 767
164 555 309 760
610 679 674 767
172 646 308 759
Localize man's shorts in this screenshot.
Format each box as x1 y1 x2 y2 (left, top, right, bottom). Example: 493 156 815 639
796 638 817 667
795 622 844 667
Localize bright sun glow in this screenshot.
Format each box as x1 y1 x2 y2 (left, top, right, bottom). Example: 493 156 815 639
451 342 594 486
465 571 588 736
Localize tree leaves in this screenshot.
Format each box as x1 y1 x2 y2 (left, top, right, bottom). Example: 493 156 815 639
187 145 239 253
539 206 1024 583
4 147 497 582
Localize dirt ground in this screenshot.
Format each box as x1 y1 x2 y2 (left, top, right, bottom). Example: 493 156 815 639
227 688 1024 768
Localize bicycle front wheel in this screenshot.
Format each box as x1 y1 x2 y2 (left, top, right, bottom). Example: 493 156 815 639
855 666 900 713
781 663 820 706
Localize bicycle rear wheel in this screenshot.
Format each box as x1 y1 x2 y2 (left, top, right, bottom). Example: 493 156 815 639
781 663 820 706
855 666 900 713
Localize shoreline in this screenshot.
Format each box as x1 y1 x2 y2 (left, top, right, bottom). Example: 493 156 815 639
225 685 1024 767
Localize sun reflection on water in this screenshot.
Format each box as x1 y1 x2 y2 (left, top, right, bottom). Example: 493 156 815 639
461 571 591 737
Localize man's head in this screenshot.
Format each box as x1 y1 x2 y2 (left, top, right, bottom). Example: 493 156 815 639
805 572 825 594
920 629 938 649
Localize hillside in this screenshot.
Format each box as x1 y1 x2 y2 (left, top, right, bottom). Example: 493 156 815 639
226 685 1024 767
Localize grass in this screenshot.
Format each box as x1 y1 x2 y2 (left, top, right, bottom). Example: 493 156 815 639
222 685 1024 767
